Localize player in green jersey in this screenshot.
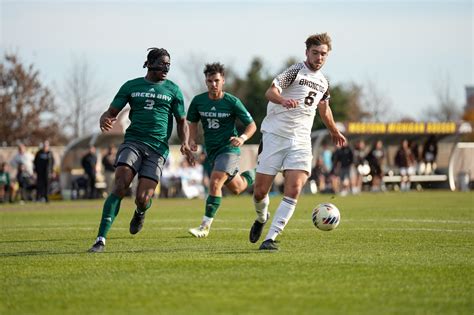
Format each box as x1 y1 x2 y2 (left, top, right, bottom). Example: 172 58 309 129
187 63 257 238
88 47 194 252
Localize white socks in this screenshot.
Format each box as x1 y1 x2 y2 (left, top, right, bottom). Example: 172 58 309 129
96 236 106 244
201 216 214 227
254 195 270 223
264 196 297 241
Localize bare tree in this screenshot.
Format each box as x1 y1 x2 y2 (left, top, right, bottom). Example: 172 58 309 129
361 79 393 122
0 53 68 145
60 56 102 138
426 73 461 121
177 53 207 103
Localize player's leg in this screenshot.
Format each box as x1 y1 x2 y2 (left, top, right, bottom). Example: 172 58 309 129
189 153 241 238
250 133 287 244
261 170 308 249
225 168 256 195
129 145 165 235
189 170 227 238
129 177 157 234
89 143 141 252
259 142 311 251
89 165 135 252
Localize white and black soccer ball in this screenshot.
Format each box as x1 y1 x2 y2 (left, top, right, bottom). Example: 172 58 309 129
312 203 341 231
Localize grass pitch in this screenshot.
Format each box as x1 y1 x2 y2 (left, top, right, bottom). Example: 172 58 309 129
1 191 473 315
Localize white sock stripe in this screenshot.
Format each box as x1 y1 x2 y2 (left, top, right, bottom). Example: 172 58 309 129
282 196 297 206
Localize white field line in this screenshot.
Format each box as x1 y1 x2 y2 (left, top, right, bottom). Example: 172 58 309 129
1 226 473 233
0 215 474 229
2 218 471 227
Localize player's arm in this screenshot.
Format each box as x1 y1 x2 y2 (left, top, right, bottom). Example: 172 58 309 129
188 121 199 152
99 107 120 132
318 100 346 147
176 117 195 166
265 63 301 109
265 85 298 109
230 121 257 147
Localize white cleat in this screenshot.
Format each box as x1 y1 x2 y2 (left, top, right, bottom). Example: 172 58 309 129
189 225 210 238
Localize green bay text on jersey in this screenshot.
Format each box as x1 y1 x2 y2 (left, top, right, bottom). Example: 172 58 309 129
111 77 185 158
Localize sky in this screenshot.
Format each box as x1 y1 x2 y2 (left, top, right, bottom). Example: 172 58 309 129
1 0 473 121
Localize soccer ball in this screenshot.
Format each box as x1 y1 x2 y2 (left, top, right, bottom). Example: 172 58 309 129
312 203 341 231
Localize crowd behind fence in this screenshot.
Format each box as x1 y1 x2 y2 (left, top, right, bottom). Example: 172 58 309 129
0 137 471 204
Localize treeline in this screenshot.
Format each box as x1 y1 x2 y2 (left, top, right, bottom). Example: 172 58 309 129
1 53 470 146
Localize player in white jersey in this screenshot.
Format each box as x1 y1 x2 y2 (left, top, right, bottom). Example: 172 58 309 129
249 33 347 250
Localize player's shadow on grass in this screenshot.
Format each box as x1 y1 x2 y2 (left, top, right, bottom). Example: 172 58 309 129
0 246 256 257
0 238 90 244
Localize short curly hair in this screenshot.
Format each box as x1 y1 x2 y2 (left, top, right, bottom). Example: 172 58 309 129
305 33 332 51
204 62 225 76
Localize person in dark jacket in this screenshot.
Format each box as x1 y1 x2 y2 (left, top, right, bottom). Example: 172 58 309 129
81 145 98 199
34 140 55 202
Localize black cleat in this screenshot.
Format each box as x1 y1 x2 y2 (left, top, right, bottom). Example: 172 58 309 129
249 213 269 243
129 210 146 235
259 239 278 251
88 241 105 253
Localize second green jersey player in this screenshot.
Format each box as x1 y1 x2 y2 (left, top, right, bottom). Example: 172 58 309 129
187 63 257 238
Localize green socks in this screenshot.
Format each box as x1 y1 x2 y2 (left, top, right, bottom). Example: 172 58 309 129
97 193 122 238
204 195 222 218
241 168 256 187
136 199 152 214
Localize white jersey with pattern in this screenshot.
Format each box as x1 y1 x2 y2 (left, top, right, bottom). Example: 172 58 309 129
261 62 330 141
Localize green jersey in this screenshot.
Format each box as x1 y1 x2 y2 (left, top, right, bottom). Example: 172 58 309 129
111 77 185 158
187 92 254 163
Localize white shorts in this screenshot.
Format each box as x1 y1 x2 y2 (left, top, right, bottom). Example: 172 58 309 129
256 132 312 176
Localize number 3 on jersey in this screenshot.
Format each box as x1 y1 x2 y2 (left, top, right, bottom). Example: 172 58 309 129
144 99 154 110
207 118 220 129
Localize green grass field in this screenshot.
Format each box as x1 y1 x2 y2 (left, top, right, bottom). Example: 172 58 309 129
1 191 473 315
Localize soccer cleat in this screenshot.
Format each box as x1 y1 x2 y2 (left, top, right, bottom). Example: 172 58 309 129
188 225 210 238
259 239 278 251
129 210 146 235
88 241 105 253
249 212 270 243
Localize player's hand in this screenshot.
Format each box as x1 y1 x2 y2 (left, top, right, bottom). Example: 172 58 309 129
180 142 195 166
188 140 198 152
331 131 347 148
100 116 117 132
229 136 245 147
281 98 299 109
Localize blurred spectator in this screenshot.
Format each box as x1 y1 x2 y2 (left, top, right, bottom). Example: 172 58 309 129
366 140 385 192
159 155 180 198
176 159 205 199
321 142 333 175
199 149 211 195
102 144 116 195
352 140 368 194
16 163 35 202
34 140 55 202
421 135 438 175
81 145 98 199
0 162 15 203
71 176 88 200
394 139 415 191
332 142 354 196
310 157 328 193
409 140 422 174
10 143 34 177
